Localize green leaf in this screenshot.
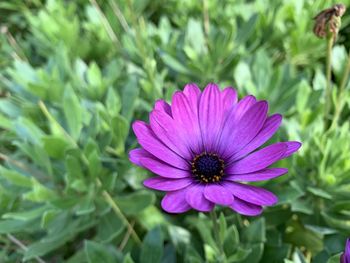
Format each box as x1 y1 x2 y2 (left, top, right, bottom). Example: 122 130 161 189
2 205 48 221
140 226 163 263
235 13 258 44
121 76 139 120
106 88 121 117
158 52 193 75
240 243 264 263
63 85 83 140
242 218 266 243
14 117 44 145
0 219 38 234
168 225 191 247
307 186 332 199
96 211 124 243
224 225 240 256
42 135 72 158
227 247 252 262
161 244 176 263
322 212 350 231
87 149 101 178
219 212 227 245
284 220 323 254
75 197 96 216
23 179 57 202
87 62 106 99
84 240 121 263
327 253 342 263
296 80 311 113
123 253 135 263
117 191 155 215
0 166 32 187
111 114 129 156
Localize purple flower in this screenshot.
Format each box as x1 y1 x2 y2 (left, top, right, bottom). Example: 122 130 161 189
341 238 350 263
129 83 301 215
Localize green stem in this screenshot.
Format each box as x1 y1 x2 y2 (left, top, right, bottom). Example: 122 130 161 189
96 179 142 245
210 210 226 262
330 50 350 130
324 34 334 129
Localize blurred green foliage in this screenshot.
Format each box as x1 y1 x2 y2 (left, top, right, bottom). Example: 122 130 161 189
0 0 350 262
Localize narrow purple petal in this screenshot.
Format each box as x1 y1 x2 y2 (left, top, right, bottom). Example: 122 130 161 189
154 99 172 116
220 101 268 158
225 168 288 182
231 114 282 161
143 177 192 191
230 197 263 216
199 83 223 152
346 238 350 258
183 83 201 99
341 238 350 263
204 184 234 205
281 141 302 158
140 157 190 178
233 95 256 120
129 148 152 167
171 91 203 153
221 87 238 115
226 143 287 174
185 184 214 212
132 121 188 169
161 188 191 213
150 109 192 159
224 181 278 206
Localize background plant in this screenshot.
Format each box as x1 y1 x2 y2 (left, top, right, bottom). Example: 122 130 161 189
0 0 350 262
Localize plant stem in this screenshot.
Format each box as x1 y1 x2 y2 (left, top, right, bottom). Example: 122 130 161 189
324 34 334 129
7 234 46 263
330 50 350 130
96 178 142 245
210 210 225 262
89 0 120 45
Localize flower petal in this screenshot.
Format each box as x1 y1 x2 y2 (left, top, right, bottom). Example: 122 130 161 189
143 177 192 191
222 87 238 114
161 188 191 213
132 121 189 169
129 148 152 167
233 95 257 120
150 109 192 159
186 184 214 212
226 142 287 174
281 141 302 158
183 83 201 99
220 101 268 158
199 83 223 152
140 157 190 178
231 114 282 161
224 181 278 206
171 91 203 153
204 184 234 205
230 198 263 216
225 168 288 182
154 99 172 116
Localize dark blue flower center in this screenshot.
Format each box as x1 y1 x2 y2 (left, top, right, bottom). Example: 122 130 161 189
191 153 225 183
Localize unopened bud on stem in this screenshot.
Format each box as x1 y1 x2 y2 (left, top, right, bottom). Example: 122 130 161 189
313 3 346 41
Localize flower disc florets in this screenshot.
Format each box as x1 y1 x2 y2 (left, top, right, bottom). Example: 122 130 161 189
191 153 225 183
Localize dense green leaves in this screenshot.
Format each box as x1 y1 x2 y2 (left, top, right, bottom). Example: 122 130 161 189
1 0 350 262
